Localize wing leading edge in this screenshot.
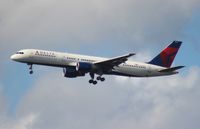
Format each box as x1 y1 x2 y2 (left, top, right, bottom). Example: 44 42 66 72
94 53 135 69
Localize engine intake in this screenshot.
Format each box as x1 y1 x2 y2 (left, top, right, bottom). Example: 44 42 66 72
63 67 85 78
76 62 93 72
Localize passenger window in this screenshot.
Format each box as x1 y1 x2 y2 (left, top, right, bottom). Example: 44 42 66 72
16 52 24 54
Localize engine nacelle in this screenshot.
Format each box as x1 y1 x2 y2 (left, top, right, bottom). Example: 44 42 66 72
76 62 94 72
63 67 85 78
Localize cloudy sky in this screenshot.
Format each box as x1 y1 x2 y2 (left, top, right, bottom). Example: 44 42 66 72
0 0 200 129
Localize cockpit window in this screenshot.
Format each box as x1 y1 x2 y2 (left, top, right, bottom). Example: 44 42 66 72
16 52 24 54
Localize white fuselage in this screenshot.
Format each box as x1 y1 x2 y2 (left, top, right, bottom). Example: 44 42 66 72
11 49 177 77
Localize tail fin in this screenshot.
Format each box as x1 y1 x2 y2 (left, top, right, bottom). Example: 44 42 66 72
148 41 182 68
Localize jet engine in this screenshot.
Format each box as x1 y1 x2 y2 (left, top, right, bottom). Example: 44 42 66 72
63 67 85 78
76 62 94 72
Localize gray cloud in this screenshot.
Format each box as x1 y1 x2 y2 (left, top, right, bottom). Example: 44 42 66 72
1 0 200 129
0 66 197 129
1 0 200 52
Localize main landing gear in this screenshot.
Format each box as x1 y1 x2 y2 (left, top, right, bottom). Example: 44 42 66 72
97 76 105 81
89 73 105 85
28 64 33 74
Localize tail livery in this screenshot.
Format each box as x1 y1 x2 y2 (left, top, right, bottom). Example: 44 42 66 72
149 41 182 68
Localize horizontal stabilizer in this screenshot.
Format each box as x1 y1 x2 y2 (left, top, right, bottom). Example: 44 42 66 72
159 66 185 72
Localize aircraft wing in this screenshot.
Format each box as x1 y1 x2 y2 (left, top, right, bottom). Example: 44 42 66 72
94 53 135 70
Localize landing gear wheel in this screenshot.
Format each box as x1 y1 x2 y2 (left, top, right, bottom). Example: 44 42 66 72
89 80 97 85
97 76 101 80
89 79 93 84
93 80 97 85
28 64 33 74
97 76 105 82
100 77 105 81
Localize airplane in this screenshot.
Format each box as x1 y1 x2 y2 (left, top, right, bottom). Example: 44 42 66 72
10 41 184 85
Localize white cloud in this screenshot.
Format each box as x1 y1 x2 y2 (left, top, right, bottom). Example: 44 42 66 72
1 0 199 73
0 113 38 129
0 66 195 129
1 0 200 129
0 0 200 52
0 84 38 129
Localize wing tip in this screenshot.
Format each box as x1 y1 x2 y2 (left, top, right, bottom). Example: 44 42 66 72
129 53 136 56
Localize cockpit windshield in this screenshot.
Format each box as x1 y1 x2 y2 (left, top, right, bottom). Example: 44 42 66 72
16 52 24 54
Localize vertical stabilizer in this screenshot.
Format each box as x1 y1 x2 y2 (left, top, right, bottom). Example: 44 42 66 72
148 41 182 68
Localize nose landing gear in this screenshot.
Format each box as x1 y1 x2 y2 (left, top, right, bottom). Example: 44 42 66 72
28 64 33 74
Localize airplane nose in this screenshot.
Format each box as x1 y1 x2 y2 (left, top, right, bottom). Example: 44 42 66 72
10 54 17 60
